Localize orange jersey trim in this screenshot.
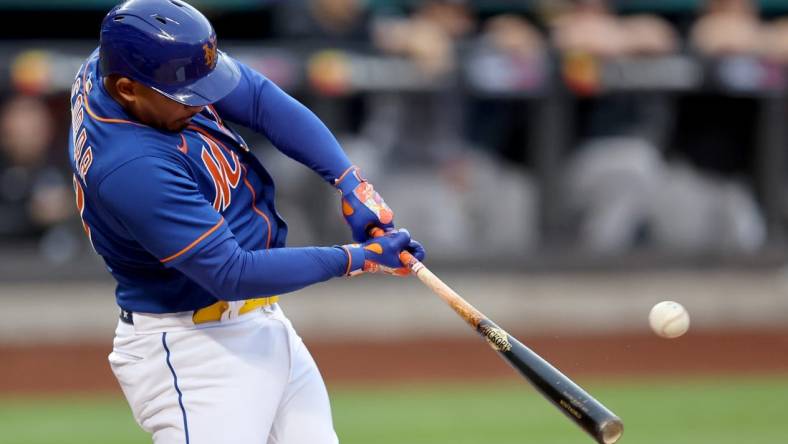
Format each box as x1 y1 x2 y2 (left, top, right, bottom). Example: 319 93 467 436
341 245 353 275
205 105 240 141
241 165 273 249
206 105 226 127
334 165 358 186
160 218 225 263
177 134 189 154
81 67 145 127
83 98 144 126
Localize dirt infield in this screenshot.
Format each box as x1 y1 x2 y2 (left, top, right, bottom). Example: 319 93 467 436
2 329 787 393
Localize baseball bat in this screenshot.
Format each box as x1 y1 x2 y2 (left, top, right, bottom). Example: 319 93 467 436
370 228 624 444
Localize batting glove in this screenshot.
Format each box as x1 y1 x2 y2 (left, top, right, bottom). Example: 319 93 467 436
341 229 426 277
334 166 394 242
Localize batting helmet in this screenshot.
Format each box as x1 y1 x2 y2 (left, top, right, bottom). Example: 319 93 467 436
98 0 240 106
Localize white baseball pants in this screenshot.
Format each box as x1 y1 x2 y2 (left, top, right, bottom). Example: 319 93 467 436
108 304 338 444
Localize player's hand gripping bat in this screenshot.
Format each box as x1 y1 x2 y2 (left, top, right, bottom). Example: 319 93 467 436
370 228 624 444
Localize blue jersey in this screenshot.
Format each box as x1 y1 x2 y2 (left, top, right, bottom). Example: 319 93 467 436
68 49 365 313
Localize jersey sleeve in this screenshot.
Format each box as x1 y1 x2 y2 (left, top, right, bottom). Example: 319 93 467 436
214 58 353 184
98 155 229 263
98 155 365 300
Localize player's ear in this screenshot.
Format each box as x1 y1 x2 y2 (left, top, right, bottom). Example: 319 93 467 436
114 77 138 103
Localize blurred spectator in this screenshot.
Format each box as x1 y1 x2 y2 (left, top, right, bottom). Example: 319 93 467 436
375 16 454 77
379 149 538 261
679 0 763 178
564 137 766 255
649 162 765 254
550 0 678 94
549 0 677 57
363 2 539 257
690 0 763 56
416 0 476 41
482 14 545 60
548 0 763 255
654 0 767 255
362 0 478 165
757 5 788 64
0 95 74 251
564 137 662 253
548 1 670 249
273 0 371 44
466 14 546 165
620 13 680 56
374 0 475 78
761 17 788 63
551 0 630 58
558 0 766 255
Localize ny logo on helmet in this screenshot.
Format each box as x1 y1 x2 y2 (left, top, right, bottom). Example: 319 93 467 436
203 36 218 69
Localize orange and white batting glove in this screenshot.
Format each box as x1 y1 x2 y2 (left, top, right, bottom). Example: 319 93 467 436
334 166 395 243
341 229 426 277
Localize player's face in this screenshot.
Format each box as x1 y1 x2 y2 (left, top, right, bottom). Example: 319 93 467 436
132 84 204 132
107 77 204 132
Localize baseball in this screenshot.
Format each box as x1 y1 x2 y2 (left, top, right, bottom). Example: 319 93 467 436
649 301 690 339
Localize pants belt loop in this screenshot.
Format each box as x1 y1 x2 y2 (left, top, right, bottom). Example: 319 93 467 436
120 309 134 325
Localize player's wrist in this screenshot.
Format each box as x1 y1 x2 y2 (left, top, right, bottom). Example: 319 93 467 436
333 165 363 195
337 244 366 276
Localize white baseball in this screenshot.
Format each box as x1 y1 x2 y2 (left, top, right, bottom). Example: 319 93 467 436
649 301 690 339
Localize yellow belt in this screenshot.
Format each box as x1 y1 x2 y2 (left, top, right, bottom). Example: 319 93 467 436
192 296 279 325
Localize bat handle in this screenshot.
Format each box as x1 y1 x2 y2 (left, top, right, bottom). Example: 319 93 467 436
368 227 420 270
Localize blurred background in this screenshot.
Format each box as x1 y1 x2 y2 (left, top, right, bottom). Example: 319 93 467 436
1 1 787 443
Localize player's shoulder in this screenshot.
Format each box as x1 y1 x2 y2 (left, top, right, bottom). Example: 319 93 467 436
90 131 189 185
78 120 188 193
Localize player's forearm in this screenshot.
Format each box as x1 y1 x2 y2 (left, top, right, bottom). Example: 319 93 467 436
177 237 364 301
254 82 352 183
260 82 352 182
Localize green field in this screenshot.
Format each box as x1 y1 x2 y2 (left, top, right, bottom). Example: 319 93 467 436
2 376 786 444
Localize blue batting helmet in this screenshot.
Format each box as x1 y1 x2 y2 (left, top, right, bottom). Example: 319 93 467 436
98 0 240 106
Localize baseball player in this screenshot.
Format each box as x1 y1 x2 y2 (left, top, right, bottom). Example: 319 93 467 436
67 1 425 443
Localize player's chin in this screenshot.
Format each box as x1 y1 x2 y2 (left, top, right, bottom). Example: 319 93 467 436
167 119 191 133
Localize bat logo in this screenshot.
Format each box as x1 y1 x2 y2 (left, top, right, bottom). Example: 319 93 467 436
479 325 512 352
203 36 218 69
559 399 583 419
